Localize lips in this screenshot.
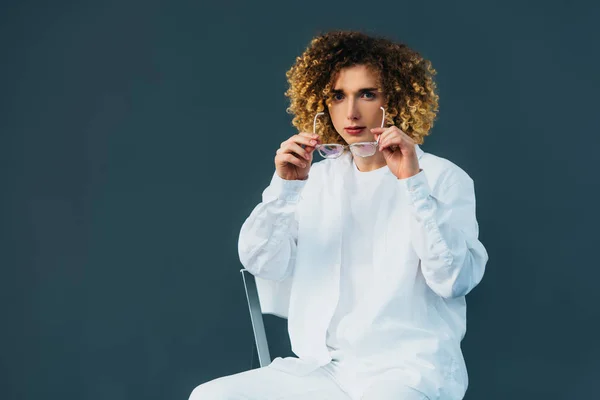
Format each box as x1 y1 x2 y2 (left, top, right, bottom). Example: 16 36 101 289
344 127 365 135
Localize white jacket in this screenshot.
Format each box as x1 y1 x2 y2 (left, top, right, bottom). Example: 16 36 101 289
238 145 488 400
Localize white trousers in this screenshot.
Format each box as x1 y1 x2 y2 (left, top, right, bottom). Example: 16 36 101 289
189 357 430 400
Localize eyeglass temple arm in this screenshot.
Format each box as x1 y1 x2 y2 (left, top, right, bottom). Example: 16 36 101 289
375 106 385 144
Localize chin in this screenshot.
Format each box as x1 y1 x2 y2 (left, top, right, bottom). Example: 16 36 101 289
350 135 374 143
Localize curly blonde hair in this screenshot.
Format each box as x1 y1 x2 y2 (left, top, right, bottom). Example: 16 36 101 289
284 30 439 145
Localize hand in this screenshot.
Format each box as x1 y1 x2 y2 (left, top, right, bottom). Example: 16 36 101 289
370 126 421 180
275 132 321 180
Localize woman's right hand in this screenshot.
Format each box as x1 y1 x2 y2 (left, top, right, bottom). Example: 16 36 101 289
274 132 321 181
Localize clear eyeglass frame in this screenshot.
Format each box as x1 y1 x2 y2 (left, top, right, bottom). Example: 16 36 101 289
313 106 386 159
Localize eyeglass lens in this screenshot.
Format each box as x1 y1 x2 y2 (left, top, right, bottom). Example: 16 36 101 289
317 144 344 158
313 106 386 159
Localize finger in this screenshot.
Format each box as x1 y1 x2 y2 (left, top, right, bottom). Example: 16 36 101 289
379 132 395 146
377 130 396 147
302 141 319 154
378 131 391 144
298 132 320 139
371 127 390 143
283 142 312 161
281 132 318 148
291 137 320 155
280 153 307 168
380 135 404 147
372 126 404 132
381 146 394 158
372 126 403 137
293 133 320 149
379 134 402 151
372 127 393 142
391 129 414 146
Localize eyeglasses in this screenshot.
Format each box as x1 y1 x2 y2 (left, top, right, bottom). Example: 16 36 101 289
313 107 386 159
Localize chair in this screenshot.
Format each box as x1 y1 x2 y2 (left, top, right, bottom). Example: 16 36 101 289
240 268 273 368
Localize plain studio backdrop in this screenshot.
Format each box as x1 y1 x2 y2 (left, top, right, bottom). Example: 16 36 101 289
1 0 598 399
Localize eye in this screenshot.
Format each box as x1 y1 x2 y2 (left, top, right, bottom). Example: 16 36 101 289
331 92 376 101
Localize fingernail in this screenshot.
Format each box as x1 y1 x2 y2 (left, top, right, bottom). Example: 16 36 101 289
310 140 316 145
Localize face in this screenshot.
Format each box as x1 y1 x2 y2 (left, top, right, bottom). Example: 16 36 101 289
327 64 386 145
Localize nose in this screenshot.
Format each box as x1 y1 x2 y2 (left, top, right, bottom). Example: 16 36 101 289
346 98 360 122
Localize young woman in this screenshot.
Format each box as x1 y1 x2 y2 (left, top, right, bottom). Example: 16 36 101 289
190 30 488 400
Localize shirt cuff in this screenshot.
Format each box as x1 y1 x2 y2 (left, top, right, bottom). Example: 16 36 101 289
399 169 453 264
398 170 435 218
398 169 429 197
269 172 308 203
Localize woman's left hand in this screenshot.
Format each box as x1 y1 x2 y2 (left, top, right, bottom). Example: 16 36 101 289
370 126 422 180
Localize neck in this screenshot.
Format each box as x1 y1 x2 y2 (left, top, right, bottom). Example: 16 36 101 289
353 152 387 172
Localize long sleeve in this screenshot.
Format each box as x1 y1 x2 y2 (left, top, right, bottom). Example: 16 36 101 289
399 169 489 298
238 172 307 282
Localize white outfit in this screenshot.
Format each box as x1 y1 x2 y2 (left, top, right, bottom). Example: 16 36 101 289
191 145 488 400
189 361 428 399
326 158 388 358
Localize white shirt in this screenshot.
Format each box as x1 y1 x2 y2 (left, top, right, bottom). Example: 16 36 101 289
326 159 388 360
238 145 488 400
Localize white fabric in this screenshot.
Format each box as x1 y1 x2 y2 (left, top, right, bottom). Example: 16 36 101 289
189 362 351 400
189 361 429 400
326 160 388 359
238 145 488 400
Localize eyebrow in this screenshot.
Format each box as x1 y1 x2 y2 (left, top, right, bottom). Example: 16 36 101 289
331 87 379 94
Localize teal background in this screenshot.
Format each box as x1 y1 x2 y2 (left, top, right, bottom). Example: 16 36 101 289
1 0 598 398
